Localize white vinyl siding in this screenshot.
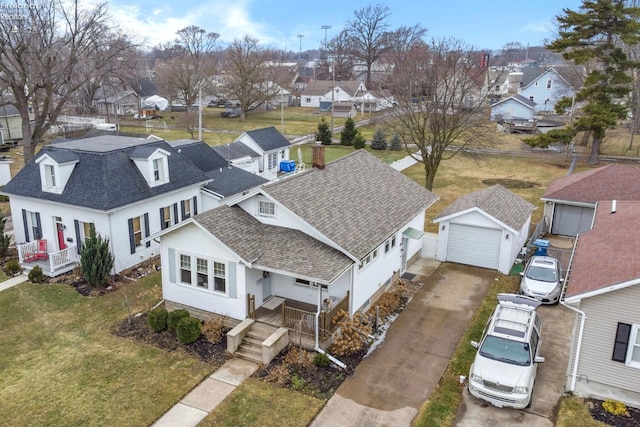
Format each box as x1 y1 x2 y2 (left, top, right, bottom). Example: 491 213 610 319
574 285 640 396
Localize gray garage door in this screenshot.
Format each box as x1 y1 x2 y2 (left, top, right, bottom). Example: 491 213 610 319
551 204 594 237
446 224 502 270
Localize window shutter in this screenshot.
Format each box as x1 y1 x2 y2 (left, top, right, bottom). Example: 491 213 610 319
22 209 29 242
192 196 198 215
181 200 186 221
228 261 236 298
74 220 81 254
168 248 175 283
144 213 150 248
35 212 42 240
159 207 166 230
612 322 632 362
128 218 135 254
173 203 178 225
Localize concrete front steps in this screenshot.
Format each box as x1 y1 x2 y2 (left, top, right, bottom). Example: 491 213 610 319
235 322 279 363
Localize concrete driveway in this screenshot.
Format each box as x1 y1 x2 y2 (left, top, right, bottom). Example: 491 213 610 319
311 260 496 427
453 302 574 426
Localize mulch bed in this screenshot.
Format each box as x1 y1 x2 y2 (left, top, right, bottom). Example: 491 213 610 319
587 398 640 427
111 313 230 368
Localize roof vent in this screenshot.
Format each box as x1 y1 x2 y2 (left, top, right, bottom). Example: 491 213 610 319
611 200 617 214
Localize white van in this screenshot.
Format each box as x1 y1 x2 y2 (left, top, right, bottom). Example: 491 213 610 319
468 293 545 409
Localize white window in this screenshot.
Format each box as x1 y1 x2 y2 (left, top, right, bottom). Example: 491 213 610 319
268 152 278 170
546 79 552 89
180 254 191 284
258 200 275 217
182 199 191 219
81 221 95 246
196 258 208 289
132 216 143 247
46 164 57 188
28 211 40 240
153 158 163 181
178 253 227 294
628 324 640 367
162 205 174 229
214 261 226 293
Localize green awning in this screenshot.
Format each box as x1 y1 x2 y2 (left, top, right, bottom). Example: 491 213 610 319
402 227 424 240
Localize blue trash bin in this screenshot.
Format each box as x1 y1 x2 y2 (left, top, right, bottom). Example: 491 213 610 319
533 239 550 256
279 160 295 172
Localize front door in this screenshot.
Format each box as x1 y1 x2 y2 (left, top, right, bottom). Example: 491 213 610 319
262 272 272 300
54 216 67 250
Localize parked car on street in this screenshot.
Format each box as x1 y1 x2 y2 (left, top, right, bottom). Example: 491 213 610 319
519 256 563 304
468 293 545 409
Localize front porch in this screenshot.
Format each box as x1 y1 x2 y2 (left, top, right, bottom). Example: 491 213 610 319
247 291 349 349
16 240 79 277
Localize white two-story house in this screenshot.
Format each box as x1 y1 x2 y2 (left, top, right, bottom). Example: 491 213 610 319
2 134 267 276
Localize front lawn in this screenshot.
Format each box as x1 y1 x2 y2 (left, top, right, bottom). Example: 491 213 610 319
0 273 213 426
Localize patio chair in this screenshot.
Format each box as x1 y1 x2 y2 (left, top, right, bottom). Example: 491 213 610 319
34 239 48 261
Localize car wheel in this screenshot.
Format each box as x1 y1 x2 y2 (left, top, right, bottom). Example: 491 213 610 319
525 394 532 409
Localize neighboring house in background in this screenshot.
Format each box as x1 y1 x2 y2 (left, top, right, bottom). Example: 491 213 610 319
0 157 13 185
157 147 439 343
1 135 211 276
518 67 583 113
168 139 268 211
542 164 640 237
490 94 537 121
0 104 23 141
563 200 640 408
93 88 139 117
433 184 536 274
233 127 292 178
300 80 367 108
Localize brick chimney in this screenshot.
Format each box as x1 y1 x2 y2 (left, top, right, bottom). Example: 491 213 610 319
312 142 325 169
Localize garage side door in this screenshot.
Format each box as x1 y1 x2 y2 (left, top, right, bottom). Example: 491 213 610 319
446 224 502 270
551 204 594 237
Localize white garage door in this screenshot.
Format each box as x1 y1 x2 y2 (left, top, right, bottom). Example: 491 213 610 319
446 224 502 270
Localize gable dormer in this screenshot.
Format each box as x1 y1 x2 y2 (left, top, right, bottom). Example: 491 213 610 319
130 146 171 187
35 151 80 194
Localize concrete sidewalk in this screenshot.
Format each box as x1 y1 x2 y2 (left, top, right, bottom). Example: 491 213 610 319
152 358 258 427
0 273 29 292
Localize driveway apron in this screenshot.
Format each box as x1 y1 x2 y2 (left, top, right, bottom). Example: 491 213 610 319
311 261 495 427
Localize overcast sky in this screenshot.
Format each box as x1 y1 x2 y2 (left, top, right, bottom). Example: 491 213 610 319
108 0 584 52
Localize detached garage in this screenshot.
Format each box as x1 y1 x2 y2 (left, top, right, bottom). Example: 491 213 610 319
542 164 640 237
433 185 536 274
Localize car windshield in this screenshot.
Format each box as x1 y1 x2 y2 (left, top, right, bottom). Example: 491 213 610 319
479 335 531 366
526 265 557 282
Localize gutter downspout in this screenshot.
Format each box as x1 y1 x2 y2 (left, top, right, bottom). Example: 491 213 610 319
559 235 585 392
313 280 346 369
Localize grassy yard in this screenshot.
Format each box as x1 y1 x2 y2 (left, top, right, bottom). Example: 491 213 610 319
201 379 324 427
0 273 214 426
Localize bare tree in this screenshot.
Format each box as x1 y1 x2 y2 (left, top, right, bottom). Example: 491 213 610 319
325 30 356 81
386 38 490 190
0 0 135 162
222 35 286 121
169 26 219 109
345 3 392 88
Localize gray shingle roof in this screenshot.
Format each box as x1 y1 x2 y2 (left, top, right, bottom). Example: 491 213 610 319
212 141 260 161
492 94 536 108
433 184 536 231
0 105 19 117
194 205 352 283
166 139 269 197
261 149 439 260
2 136 210 211
243 127 291 151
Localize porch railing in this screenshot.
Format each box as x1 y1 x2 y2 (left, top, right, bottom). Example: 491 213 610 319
320 291 350 333
283 305 315 335
17 241 78 272
282 291 350 339
48 245 78 272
